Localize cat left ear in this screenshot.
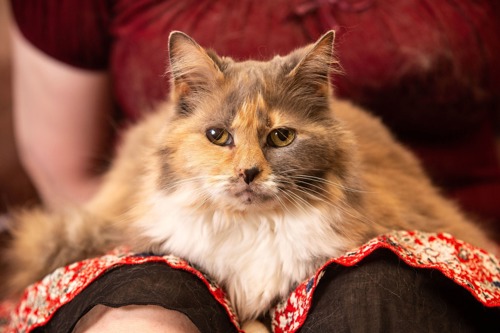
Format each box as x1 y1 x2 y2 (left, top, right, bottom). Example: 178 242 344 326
168 31 224 108
287 30 337 91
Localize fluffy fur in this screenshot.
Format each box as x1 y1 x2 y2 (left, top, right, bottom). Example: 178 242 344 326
2 31 495 328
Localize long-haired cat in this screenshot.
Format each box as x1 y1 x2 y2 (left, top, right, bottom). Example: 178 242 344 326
2 31 495 331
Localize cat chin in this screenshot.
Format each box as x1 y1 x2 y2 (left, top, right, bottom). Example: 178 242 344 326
221 185 277 212
223 198 278 214
219 190 280 214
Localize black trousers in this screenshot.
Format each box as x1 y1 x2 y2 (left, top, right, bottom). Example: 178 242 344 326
40 249 500 333
300 250 500 332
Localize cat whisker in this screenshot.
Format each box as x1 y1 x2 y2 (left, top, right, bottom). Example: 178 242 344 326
161 176 210 192
159 176 226 212
287 184 334 209
276 177 374 226
278 188 318 216
276 166 370 194
189 191 213 212
288 177 363 209
276 188 308 214
275 177 334 206
271 192 299 221
162 175 228 193
286 172 370 194
289 175 376 225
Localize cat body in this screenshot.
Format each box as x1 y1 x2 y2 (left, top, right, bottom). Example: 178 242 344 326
4 31 494 326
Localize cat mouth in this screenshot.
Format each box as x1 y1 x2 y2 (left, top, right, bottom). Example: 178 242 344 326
233 187 272 206
235 189 258 204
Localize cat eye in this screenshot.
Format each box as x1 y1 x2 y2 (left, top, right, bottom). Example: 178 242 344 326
267 128 296 147
206 128 233 146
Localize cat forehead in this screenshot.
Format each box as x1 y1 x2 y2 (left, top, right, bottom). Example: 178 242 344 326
231 94 270 131
208 62 311 125
198 53 327 125
219 57 295 103
222 53 297 80
215 88 270 128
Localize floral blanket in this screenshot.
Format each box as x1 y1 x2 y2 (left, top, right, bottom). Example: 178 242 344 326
1 230 499 333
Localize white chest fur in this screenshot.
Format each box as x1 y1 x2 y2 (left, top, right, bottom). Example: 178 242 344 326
135 189 350 321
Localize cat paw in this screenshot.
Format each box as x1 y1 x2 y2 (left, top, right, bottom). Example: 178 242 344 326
241 320 269 333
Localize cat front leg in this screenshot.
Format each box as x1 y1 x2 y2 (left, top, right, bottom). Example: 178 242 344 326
241 320 269 333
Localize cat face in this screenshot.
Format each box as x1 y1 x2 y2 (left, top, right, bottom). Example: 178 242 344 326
156 31 355 213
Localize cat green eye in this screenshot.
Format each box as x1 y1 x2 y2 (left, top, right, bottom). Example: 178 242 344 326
267 128 296 147
206 128 233 146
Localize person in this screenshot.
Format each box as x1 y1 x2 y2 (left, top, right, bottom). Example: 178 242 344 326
4 1 500 332
11 24 111 208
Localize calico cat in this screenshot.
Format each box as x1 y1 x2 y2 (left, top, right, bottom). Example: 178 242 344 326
3 31 495 331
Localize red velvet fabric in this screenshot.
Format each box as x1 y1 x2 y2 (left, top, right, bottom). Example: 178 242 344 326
11 0 500 239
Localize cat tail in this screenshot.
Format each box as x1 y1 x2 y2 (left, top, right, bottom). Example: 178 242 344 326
0 207 123 298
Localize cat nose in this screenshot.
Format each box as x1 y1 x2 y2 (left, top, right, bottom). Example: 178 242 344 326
242 167 260 185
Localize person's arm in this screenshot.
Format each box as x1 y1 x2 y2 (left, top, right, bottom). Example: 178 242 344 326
11 25 115 207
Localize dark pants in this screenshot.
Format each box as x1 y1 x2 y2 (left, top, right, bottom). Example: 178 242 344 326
300 250 500 332
41 250 500 333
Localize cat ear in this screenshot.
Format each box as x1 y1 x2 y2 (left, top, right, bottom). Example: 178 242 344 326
168 31 224 109
287 30 337 92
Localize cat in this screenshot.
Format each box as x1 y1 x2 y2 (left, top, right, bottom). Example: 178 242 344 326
2 31 496 332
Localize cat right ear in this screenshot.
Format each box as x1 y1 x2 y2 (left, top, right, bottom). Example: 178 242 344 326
168 32 224 111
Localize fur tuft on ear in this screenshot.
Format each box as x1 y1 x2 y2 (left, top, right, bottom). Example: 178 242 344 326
287 30 338 90
168 31 224 114
279 31 339 117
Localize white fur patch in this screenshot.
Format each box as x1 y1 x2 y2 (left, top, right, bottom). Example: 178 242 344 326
136 184 350 320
